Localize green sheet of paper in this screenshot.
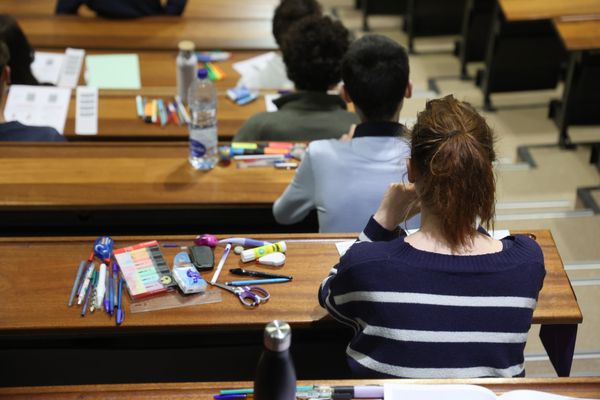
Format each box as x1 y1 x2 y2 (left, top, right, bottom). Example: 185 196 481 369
85 54 141 89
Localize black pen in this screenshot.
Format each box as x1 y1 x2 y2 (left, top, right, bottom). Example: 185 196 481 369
229 268 292 280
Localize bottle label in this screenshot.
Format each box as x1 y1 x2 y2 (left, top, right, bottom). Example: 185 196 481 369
189 126 217 157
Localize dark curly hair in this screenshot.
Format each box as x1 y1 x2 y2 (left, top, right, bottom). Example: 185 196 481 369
342 34 409 121
272 0 322 47
281 15 350 92
0 15 38 85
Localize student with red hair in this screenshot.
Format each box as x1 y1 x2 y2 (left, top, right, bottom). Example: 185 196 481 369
319 95 545 378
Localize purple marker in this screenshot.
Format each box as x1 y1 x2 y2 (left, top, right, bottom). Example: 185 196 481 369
218 237 271 248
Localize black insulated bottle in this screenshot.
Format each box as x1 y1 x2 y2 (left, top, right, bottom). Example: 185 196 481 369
253 320 296 400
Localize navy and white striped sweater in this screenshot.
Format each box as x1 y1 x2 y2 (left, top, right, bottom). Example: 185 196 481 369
318 217 545 378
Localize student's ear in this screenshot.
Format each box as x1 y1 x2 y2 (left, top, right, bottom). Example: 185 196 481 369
404 80 412 99
340 84 352 104
1 66 10 85
407 158 416 183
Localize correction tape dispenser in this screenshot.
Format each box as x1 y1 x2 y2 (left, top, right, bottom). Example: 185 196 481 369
257 252 286 267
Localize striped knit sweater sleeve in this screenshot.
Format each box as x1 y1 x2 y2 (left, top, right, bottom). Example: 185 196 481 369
319 216 546 379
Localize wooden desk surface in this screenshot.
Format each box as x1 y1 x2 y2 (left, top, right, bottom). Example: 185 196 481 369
19 16 277 50
63 92 265 140
554 18 600 51
0 143 293 208
32 49 275 140
0 230 581 336
61 49 264 90
499 0 600 22
2 378 600 399
1 0 278 20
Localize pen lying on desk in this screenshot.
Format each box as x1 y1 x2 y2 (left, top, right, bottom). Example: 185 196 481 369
225 278 290 286
229 268 292 280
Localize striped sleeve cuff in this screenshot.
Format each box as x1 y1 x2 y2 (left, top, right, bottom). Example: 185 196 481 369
359 216 403 242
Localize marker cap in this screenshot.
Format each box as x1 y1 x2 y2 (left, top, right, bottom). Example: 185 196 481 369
178 40 195 52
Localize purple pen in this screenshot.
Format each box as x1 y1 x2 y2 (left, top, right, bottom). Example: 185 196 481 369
112 261 119 311
116 278 124 326
104 267 111 314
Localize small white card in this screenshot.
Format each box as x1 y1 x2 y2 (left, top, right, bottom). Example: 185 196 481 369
75 86 98 135
31 52 65 85
57 48 85 89
4 85 71 134
264 93 280 112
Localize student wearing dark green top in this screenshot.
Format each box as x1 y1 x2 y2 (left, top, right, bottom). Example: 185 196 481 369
234 15 359 142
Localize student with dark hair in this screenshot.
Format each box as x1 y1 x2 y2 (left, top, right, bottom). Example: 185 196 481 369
319 95 545 378
0 15 38 85
0 42 65 142
272 0 322 47
234 15 358 142
55 0 187 18
237 0 322 91
272 34 413 232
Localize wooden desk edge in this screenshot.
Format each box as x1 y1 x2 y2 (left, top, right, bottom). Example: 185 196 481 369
1 378 600 398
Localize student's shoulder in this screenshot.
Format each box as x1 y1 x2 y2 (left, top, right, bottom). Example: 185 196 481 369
511 234 544 260
340 238 404 269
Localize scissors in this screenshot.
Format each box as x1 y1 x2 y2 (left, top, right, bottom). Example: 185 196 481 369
211 282 270 308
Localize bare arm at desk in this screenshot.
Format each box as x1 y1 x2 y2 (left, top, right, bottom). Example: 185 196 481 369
272 147 316 226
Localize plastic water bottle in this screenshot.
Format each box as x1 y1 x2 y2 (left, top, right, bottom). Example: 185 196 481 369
254 320 296 400
188 68 218 170
176 40 197 104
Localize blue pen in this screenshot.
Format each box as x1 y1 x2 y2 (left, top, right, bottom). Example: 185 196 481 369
157 99 168 126
68 261 86 307
112 261 119 313
214 395 248 399
104 267 111 314
116 277 124 326
225 278 290 286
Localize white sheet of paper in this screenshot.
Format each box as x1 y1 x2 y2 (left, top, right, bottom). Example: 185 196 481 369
57 48 85 88
384 384 583 400
335 241 355 257
384 384 496 400
264 93 280 112
234 52 293 90
31 52 64 85
334 230 511 257
75 86 98 135
4 85 71 134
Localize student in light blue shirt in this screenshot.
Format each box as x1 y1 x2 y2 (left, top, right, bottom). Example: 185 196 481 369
273 35 417 232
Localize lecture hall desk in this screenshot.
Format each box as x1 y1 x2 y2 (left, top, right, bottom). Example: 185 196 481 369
478 0 600 110
0 142 303 235
0 231 582 386
0 0 278 20
2 378 600 399
551 17 600 148
18 16 277 51
33 49 277 140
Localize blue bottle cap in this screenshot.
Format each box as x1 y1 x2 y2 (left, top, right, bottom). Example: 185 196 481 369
197 68 208 79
